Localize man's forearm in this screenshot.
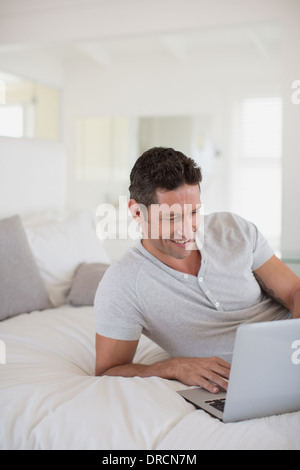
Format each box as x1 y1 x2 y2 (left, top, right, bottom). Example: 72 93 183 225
100 358 176 380
99 356 231 394
292 289 300 319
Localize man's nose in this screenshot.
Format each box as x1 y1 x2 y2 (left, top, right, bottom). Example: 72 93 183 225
175 216 195 240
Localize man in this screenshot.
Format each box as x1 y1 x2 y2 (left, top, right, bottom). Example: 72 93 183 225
94 147 300 393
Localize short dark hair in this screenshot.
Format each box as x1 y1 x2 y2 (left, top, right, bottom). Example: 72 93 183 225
129 147 202 206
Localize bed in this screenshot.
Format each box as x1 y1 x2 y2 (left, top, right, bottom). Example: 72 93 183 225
1 304 300 451
0 138 299 451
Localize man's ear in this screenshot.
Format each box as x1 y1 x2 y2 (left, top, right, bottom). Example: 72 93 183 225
128 199 141 221
128 199 149 225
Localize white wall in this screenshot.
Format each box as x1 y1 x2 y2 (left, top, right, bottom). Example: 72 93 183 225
63 37 281 213
0 0 299 259
0 137 66 218
281 3 300 260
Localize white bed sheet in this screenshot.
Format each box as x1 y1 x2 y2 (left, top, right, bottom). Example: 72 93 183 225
0 306 190 450
158 406 300 450
0 306 299 450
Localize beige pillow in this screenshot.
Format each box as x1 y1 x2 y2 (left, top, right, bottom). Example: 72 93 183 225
0 215 52 321
67 263 109 307
25 211 110 307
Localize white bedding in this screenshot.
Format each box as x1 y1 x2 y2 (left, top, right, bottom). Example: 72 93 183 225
158 406 300 450
0 306 299 450
0 306 189 450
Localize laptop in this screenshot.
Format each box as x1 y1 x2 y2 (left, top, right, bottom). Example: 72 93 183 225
177 319 300 423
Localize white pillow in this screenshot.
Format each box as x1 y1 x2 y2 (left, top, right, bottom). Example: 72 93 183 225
25 211 110 307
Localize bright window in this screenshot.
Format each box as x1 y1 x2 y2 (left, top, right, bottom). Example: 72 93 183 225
240 98 282 159
0 105 24 138
232 97 282 253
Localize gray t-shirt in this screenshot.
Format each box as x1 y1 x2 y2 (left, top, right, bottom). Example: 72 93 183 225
94 212 290 358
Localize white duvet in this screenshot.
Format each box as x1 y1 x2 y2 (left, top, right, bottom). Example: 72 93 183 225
0 306 299 450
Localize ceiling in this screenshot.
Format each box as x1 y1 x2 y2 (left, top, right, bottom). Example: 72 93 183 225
74 23 281 65
0 22 281 86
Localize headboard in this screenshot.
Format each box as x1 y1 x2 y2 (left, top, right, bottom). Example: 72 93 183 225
0 137 66 219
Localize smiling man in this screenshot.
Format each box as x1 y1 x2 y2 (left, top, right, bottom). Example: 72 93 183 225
94 147 300 393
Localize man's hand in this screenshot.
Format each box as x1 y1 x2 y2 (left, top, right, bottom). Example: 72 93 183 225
169 356 231 393
95 333 231 394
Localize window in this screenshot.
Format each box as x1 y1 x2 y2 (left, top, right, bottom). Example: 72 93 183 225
240 98 282 159
0 71 60 141
0 105 24 138
231 97 282 253
75 116 138 182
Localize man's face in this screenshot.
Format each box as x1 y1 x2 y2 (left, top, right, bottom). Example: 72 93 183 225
141 184 202 260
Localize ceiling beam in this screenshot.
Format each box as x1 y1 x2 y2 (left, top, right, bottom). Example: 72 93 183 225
246 27 270 60
160 35 188 61
76 42 111 67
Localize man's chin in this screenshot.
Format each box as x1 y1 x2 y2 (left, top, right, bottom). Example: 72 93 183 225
167 239 197 258
144 238 198 260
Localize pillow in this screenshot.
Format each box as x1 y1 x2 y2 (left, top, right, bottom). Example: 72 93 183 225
0 215 52 321
25 211 110 307
67 263 109 307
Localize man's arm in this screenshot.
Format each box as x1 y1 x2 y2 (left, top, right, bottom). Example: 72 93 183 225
95 334 231 394
254 255 300 319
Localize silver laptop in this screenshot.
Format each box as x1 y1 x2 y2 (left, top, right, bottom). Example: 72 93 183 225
178 319 300 423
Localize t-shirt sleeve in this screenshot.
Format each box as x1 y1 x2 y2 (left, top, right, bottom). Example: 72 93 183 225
232 213 274 271
94 262 144 341
251 224 274 271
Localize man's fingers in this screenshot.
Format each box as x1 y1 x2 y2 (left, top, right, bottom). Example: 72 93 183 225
219 359 231 370
205 370 229 392
213 357 231 370
175 356 231 391
207 358 231 378
197 378 220 394
195 358 231 392
214 364 231 380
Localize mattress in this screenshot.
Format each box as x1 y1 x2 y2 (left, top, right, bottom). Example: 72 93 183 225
0 306 299 450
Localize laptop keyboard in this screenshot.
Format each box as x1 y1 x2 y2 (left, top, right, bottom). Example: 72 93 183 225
205 398 226 413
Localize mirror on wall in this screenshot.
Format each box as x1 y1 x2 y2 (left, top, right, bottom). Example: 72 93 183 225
0 71 61 141
75 114 216 184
